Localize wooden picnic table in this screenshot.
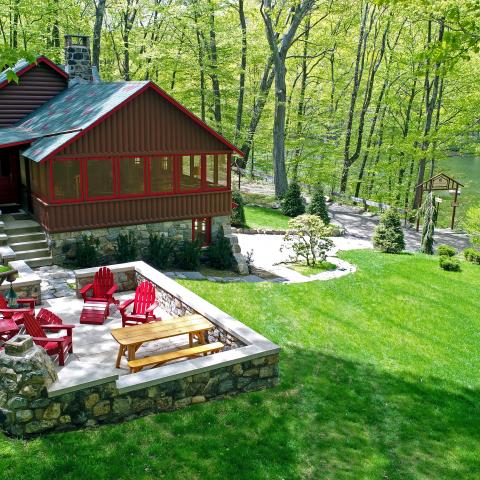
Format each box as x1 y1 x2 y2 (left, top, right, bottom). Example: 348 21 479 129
110 314 213 368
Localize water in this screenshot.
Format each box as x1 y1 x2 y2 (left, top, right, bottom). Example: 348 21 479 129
435 154 480 228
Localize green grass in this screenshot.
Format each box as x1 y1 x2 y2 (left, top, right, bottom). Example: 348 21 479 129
0 265 11 273
242 192 278 207
289 261 337 276
245 205 290 230
2 251 480 479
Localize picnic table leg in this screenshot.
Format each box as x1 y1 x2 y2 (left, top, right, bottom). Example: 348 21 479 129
127 345 137 363
116 345 126 368
189 333 193 348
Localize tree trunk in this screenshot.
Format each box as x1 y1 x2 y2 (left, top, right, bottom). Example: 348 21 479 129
272 61 289 196
208 5 222 133
93 0 106 70
234 0 247 144
413 18 444 208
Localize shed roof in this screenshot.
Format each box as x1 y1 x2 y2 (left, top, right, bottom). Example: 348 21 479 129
0 56 67 89
0 78 243 160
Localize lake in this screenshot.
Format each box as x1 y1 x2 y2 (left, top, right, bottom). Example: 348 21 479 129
435 154 480 228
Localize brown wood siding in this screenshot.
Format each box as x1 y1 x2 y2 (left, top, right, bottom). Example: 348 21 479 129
58 88 229 157
0 64 67 127
32 190 231 233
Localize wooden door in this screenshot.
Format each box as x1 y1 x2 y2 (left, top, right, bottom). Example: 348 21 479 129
0 150 20 204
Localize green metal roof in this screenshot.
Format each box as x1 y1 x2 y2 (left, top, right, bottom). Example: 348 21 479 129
0 81 148 161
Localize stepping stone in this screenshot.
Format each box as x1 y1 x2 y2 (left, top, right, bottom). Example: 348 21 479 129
182 271 205 280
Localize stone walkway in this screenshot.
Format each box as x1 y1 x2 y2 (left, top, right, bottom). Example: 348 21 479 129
34 265 76 300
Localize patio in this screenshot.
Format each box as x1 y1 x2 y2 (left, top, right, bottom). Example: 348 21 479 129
0 261 280 437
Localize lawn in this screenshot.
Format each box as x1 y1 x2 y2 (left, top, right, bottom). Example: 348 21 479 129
1 250 480 479
245 205 290 230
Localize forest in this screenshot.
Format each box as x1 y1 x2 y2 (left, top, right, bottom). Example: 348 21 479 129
1 0 480 211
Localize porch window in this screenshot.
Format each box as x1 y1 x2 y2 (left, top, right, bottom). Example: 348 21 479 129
192 217 211 246
151 156 173 193
52 159 80 201
180 155 201 191
206 154 228 188
119 157 145 195
87 159 114 198
31 161 50 199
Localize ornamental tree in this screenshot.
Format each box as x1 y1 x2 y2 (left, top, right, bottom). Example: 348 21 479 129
419 192 439 255
282 214 334 266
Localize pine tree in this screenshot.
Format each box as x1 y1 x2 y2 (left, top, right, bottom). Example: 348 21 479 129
308 184 330 224
281 181 305 217
373 209 405 253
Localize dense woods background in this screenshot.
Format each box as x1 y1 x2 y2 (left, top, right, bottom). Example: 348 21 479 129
1 0 480 211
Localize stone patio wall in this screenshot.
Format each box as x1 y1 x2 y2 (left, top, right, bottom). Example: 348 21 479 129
0 260 42 304
0 336 279 437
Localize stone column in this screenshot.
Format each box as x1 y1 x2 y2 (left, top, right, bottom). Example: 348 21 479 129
0 335 58 436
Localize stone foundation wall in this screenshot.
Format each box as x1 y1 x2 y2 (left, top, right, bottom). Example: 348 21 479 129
0 260 42 304
47 216 248 272
48 219 193 266
0 337 279 437
75 268 137 295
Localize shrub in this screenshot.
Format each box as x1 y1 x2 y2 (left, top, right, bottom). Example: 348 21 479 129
372 209 405 254
419 192 438 255
114 231 138 262
281 181 305 217
75 235 100 268
308 184 330 224
174 239 203 270
231 190 246 227
437 244 456 257
439 256 461 272
144 233 176 269
464 247 480 265
206 227 233 270
282 214 333 266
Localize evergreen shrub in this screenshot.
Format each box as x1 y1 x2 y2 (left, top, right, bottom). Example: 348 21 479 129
144 233 176 269
75 235 100 268
114 231 138 262
439 256 461 272
308 184 330 224
437 244 456 257
231 190 246 227
174 239 203 270
372 209 405 254
464 247 480 265
207 227 233 270
281 182 305 217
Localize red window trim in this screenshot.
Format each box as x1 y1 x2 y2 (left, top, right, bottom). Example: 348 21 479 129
43 151 232 205
192 217 212 246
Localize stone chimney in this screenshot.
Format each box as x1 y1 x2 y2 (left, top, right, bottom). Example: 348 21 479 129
64 34 93 86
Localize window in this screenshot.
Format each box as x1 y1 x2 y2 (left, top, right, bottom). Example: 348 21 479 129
52 159 80 200
31 161 50 199
180 155 201 191
119 157 145 195
87 159 113 198
192 217 211 246
151 156 173 193
206 154 228 188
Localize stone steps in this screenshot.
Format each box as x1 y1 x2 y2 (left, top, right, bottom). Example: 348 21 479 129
2 214 53 267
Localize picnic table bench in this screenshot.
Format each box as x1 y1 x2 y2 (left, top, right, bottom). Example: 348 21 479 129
111 314 222 372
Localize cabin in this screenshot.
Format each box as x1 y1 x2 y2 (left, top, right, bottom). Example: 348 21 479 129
0 35 245 270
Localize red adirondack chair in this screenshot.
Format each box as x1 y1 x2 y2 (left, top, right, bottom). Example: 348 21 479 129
0 293 35 317
80 267 119 307
118 281 159 327
21 311 75 366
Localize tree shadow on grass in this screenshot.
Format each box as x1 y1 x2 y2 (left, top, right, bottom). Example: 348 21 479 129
1 348 480 480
